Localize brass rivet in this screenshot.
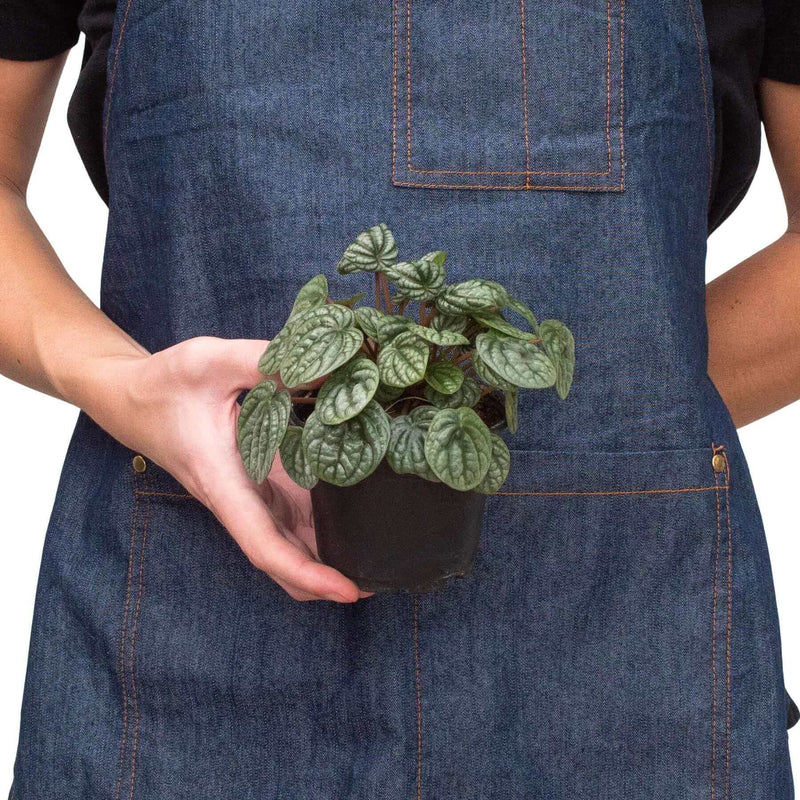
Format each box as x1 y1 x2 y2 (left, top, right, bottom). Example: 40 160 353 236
712 453 726 474
132 455 147 473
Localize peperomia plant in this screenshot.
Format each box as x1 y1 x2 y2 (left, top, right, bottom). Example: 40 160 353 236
237 224 575 494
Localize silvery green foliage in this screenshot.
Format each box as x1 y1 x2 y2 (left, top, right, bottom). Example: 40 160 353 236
238 226 575 492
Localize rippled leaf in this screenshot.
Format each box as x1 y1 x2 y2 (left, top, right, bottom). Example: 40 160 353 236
237 381 291 482
472 310 535 341
290 274 329 318
425 361 465 395
280 305 363 388
472 352 516 391
303 401 390 486
431 313 468 334
316 355 380 424
410 324 470 346
474 434 511 494
279 426 317 489
386 258 445 301
423 407 492 491
435 279 508 316
258 319 296 376
337 291 367 308
375 314 414 345
424 375 480 408
377 330 430 387
539 319 575 399
475 331 556 389
422 250 447 268
506 296 539 331
354 306 386 340
337 223 398 274
373 382 404 403
386 406 438 481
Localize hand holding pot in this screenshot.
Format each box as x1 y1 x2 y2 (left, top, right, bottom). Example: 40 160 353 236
75 336 368 603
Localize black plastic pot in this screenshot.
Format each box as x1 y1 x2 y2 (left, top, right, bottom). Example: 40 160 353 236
311 460 486 593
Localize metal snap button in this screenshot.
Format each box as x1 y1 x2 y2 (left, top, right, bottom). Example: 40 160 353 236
711 453 726 473
132 455 147 473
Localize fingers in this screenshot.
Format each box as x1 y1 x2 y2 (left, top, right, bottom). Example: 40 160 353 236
207 473 362 603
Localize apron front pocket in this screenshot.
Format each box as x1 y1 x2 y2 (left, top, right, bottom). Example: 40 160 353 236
391 0 626 190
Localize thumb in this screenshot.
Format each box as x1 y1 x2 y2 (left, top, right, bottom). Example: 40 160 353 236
217 338 277 390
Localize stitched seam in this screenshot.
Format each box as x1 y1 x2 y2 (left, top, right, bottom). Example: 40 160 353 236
520 0 531 187
127 494 152 800
723 462 732 799
712 468 722 800
103 0 136 159
398 0 616 179
391 179 624 191
413 595 422 800
134 490 193 499
114 485 140 800
618 0 626 190
496 484 726 497
687 0 713 184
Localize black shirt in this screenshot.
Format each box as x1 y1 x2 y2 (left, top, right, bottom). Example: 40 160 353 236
0 0 798 231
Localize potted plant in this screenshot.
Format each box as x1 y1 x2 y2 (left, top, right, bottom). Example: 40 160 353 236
237 224 575 592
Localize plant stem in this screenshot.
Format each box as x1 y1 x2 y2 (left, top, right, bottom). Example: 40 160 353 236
290 396 317 404
374 273 382 311
380 272 394 314
398 298 410 316
453 350 472 366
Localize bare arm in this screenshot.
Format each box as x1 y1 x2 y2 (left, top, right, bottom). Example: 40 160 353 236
707 79 800 427
0 55 364 603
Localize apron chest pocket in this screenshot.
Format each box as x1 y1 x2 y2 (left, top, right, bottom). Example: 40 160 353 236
391 0 626 190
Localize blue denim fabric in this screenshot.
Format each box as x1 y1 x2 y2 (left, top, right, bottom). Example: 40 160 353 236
9 0 794 797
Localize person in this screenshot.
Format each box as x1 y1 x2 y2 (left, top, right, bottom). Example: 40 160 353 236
0 0 798 797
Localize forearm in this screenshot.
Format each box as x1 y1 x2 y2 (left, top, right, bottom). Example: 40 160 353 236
706 227 800 427
0 181 148 412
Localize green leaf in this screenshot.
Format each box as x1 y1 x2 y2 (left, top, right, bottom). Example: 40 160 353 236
373 382 404 403
336 291 367 308
471 310 535 341
435 279 508 316
237 380 291 483
385 259 445 301
279 426 317 489
302 401 391 486
474 434 511 494
410 324 470 346
354 306 386 340
422 250 447 268
290 274 328 318
316 355 380 424
424 375 481 408
475 331 556 389
280 305 363 388
386 406 439 481
424 361 465 395
472 352 516 391
337 223 398 274
258 319 296 376
504 388 519 434
506 296 539 331
375 314 414 345
431 313 468 334
539 319 575 399
377 330 430 387
423 407 492 491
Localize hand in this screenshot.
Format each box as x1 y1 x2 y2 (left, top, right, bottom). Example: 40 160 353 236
81 336 370 603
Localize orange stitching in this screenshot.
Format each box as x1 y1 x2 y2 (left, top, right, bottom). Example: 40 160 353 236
103 0 136 159
391 0 399 183
723 461 732 800
618 0 626 190
687 0 713 183
127 494 152 800
413 595 422 800
495 484 725 498
134 490 193 499
711 467 722 800
398 0 618 180
519 0 531 187
114 483 140 800
392 179 624 191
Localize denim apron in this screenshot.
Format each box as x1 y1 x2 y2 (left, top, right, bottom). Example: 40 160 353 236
9 0 796 797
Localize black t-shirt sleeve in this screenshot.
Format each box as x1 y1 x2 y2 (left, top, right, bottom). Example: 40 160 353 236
762 0 800 83
0 0 83 61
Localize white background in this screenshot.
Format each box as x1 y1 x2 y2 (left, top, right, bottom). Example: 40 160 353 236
1 44 798 786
